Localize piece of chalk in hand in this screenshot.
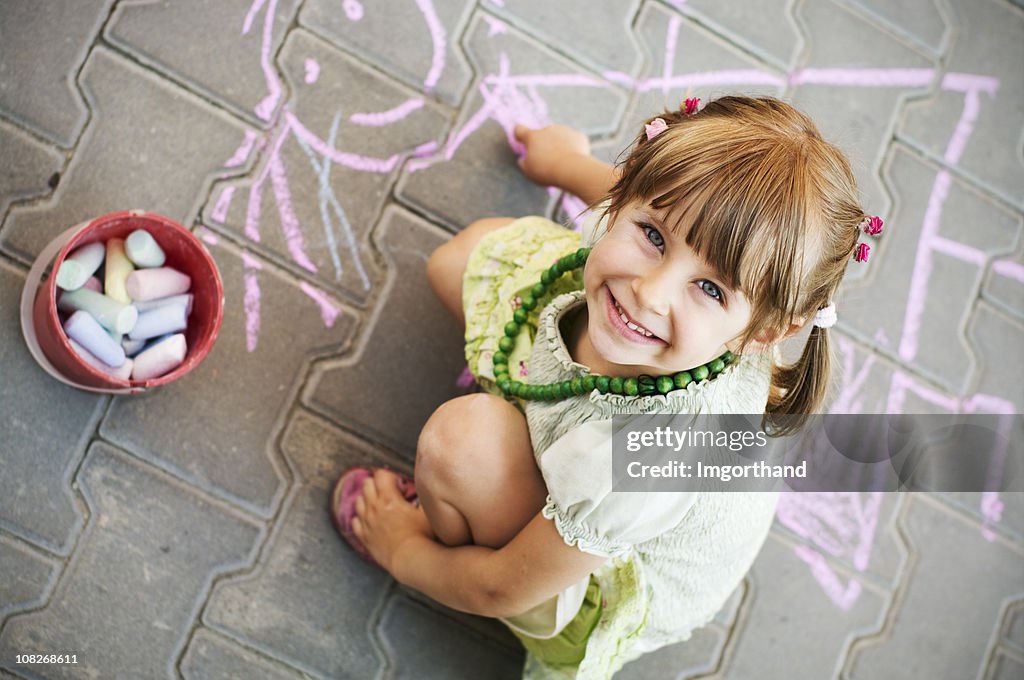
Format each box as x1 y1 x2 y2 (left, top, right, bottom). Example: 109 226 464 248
64 310 126 368
58 288 139 334
68 338 133 380
125 267 191 301
56 242 105 291
132 333 186 381
125 229 166 268
129 302 187 340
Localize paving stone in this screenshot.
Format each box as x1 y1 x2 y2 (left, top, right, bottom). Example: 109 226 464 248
204 410 395 679
299 0 474 106
982 247 1024 322
774 493 909 591
1007 600 1024 650
838 0 948 55
180 628 307 680
847 495 1024 680
793 0 932 218
0 442 261 679
898 0 1024 209
669 0 802 72
105 0 300 126
837 145 1020 394
616 624 727 679
395 13 628 231
0 0 113 147
0 535 58 621
203 27 451 306
990 650 1024 680
0 262 101 555
305 206 469 460
699 531 886 679
0 46 250 262
0 119 64 236
377 594 524 680
485 0 643 77
100 238 350 518
627 1 784 133
968 303 1024 410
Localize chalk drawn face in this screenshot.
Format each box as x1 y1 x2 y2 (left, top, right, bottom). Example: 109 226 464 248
580 201 753 378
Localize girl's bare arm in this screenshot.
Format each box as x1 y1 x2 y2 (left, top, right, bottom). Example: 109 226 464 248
514 124 619 206
392 511 607 618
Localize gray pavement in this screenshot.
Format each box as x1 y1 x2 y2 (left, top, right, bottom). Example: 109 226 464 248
1 1 1022 678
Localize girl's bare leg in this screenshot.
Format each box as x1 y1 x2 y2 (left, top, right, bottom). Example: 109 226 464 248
426 217 515 326
415 393 547 549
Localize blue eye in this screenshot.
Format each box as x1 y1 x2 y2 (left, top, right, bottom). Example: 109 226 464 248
699 279 723 302
640 223 664 249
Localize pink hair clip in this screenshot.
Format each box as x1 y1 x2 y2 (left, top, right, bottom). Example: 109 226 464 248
684 97 701 115
645 117 668 141
862 215 884 236
853 242 870 263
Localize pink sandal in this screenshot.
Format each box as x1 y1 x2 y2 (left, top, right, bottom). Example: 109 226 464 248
330 466 418 569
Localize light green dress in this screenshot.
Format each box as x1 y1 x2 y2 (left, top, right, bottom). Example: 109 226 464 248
462 212 780 679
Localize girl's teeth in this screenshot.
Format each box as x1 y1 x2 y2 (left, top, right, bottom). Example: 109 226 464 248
614 298 654 336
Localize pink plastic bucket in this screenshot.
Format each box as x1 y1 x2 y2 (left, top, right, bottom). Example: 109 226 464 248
20 210 224 394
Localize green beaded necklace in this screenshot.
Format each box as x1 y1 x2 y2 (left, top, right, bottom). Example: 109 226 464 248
493 246 734 401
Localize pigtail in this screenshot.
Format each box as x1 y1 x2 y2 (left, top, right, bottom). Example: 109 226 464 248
764 325 833 437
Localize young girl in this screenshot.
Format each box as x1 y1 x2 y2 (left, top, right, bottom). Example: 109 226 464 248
331 95 875 678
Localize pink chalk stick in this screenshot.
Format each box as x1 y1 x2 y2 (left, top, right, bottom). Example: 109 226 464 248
68 338 133 380
129 302 188 340
132 334 187 381
126 267 191 301
83 276 103 293
64 310 126 368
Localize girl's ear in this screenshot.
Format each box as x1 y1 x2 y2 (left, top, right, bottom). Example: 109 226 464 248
732 317 807 354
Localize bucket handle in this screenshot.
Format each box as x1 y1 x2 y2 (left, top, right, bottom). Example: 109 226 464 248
19 222 144 395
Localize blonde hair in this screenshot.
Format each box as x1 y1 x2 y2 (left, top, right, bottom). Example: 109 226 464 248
602 95 866 435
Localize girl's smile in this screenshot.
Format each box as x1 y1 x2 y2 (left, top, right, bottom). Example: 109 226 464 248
603 285 667 345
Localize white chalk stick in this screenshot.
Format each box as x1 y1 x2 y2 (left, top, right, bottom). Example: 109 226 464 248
125 267 191 301
64 310 126 367
58 288 139 334
83 276 103 293
56 242 105 290
68 338 133 380
132 293 194 317
124 229 166 268
128 302 187 340
131 333 186 381
122 337 148 357
104 238 134 303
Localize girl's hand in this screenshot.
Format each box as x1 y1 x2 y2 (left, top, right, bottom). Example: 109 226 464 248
352 468 434 574
513 124 591 188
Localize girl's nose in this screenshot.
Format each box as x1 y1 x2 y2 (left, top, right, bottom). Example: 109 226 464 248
631 269 671 317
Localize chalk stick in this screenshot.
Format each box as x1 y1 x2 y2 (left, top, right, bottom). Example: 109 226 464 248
56 242 105 291
128 302 187 340
64 310 126 367
68 338 133 380
124 229 166 268
58 288 139 334
132 293 193 317
83 276 103 293
131 333 186 381
122 337 148 358
104 238 134 303
125 267 191 301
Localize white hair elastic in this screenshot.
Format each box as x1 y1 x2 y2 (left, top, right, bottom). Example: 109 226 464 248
814 302 838 329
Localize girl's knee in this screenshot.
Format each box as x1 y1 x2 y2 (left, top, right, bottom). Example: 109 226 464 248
416 394 519 481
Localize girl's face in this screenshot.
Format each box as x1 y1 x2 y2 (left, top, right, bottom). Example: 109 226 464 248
581 201 755 378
